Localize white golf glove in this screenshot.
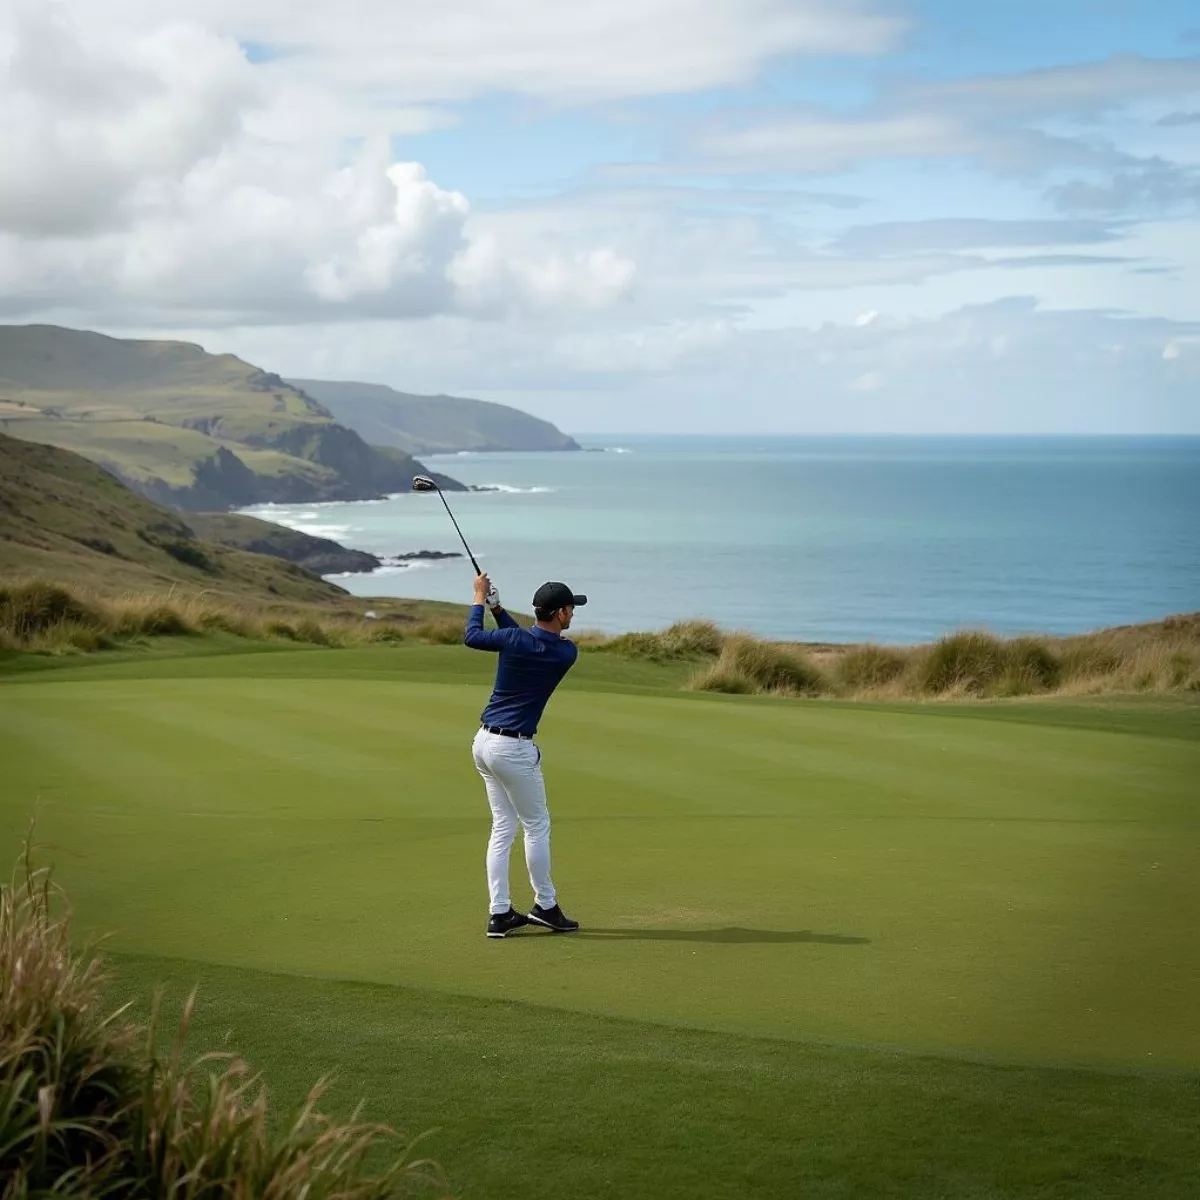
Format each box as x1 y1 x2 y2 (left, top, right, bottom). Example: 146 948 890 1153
485 586 501 610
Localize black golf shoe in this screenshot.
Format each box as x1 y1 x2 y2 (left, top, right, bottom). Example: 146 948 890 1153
528 903 579 933
486 908 530 939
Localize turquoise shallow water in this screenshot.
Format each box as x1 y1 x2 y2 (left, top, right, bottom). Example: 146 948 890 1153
242 436 1200 643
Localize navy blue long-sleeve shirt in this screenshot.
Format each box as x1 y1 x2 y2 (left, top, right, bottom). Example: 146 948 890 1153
464 604 579 735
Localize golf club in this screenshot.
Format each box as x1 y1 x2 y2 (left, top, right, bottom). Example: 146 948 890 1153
411 475 483 576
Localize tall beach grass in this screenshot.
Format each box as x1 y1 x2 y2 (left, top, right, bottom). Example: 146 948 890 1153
0 580 434 655
1 577 1196 701
0 849 449 1197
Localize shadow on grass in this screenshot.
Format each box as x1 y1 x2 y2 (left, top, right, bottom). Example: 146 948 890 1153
570 927 870 945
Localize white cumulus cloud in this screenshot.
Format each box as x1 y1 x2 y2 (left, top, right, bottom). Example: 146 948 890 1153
0 6 255 235
0 5 636 324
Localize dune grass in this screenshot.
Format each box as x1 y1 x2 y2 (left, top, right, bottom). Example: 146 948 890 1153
689 632 828 696
833 643 909 691
0 581 481 658
589 619 725 662
586 615 1200 700
672 615 1199 700
3 579 1198 701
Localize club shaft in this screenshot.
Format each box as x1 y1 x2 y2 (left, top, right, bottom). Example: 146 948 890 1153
436 489 482 575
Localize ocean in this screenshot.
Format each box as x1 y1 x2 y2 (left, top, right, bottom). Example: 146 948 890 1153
241 436 1200 644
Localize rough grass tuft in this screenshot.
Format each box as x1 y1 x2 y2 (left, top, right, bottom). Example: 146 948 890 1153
295 618 338 646
997 638 1061 696
0 850 139 1193
196 610 255 638
61 622 118 652
717 635 828 696
593 631 669 660
116 603 196 637
656 619 724 657
1169 651 1194 689
413 619 465 646
685 663 758 694
1059 638 1123 683
366 625 407 644
0 849 449 1196
0 582 100 638
593 620 724 662
835 645 907 692
917 631 1008 695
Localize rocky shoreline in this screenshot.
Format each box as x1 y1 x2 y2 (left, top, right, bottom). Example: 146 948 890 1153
186 512 463 578
300 547 463 575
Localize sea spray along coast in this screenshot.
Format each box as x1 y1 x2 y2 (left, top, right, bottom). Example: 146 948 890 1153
4 1 1200 1196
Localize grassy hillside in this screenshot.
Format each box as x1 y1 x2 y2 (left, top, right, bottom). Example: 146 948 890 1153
0 433 362 603
0 324 463 508
186 512 382 575
291 377 580 454
2 645 1197 1197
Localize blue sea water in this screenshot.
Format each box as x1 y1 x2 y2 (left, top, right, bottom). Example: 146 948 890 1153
242 436 1200 644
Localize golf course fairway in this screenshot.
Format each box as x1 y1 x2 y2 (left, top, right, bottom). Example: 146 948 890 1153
2 643 1198 1197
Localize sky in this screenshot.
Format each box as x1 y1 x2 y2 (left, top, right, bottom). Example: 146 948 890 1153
1 0 1199 433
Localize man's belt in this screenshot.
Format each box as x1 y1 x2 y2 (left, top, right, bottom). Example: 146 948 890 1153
482 725 534 740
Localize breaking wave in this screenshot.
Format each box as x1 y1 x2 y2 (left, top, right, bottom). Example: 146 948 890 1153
476 483 555 494
273 518 357 540
323 558 443 582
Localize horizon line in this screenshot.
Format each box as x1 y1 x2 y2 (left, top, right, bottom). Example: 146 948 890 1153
564 431 1200 439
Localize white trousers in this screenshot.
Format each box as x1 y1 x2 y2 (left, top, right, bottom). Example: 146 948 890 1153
472 728 556 915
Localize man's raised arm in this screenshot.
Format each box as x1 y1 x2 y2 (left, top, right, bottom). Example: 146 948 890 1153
464 573 510 651
491 604 520 629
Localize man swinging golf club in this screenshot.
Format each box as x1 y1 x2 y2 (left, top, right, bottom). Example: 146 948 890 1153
465 573 586 938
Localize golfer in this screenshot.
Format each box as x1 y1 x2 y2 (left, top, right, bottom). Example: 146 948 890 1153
465 573 586 938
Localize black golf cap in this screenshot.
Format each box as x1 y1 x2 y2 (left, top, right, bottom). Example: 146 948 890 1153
533 582 587 610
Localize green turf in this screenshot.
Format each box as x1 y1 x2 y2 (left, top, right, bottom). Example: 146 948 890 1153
2 646 1198 1196
105 954 1199 1200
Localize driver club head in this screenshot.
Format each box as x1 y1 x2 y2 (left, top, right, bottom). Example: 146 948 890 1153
411 475 438 492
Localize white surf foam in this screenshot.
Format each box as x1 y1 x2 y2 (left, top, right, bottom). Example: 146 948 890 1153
477 483 555 494
277 520 357 540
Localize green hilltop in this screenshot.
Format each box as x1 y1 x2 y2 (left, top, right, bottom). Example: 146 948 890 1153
290 377 580 454
0 324 462 510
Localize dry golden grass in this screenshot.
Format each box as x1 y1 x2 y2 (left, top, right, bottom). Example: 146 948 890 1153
684 663 759 695
834 644 908 692
410 618 467 646
0 847 449 1197
2 577 1197 703
0 580 465 656
1053 630 1200 696
670 613 1198 702
591 619 724 663
705 634 828 696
